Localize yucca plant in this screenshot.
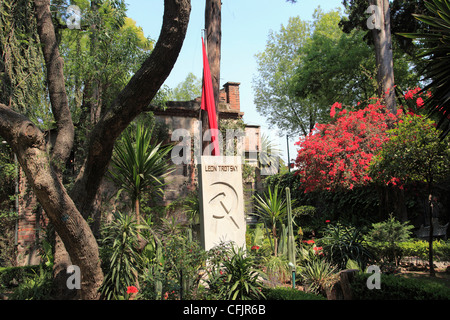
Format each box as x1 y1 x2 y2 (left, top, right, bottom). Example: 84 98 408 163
109 120 174 223
254 185 287 257
211 246 265 300
400 0 450 137
318 222 373 270
100 211 147 300
299 258 338 295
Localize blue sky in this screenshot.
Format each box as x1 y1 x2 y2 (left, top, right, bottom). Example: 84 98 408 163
125 0 344 164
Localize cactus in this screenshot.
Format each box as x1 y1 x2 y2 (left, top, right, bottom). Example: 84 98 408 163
154 244 163 298
278 223 288 257
286 187 296 268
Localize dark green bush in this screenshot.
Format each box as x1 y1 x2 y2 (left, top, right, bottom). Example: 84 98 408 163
0 265 41 289
351 273 450 300
263 287 326 300
398 240 450 262
318 222 373 270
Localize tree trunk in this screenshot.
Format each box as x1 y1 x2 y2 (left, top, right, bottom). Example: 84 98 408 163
428 194 435 277
0 108 103 299
0 0 192 299
273 225 278 257
89 0 102 125
202 0 221 153
34 0 75 298
369 0 396 113
205 0 221 112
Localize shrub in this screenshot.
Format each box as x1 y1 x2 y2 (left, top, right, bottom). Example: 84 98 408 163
205 245 265 300
7 266 53 300
299 258 338 295
399 239 450 262
99 211 144 300
263 287 326 300
0 265 41 289
263 254 290 286
318 222 373 270
365 215 414 265
350 272 450 300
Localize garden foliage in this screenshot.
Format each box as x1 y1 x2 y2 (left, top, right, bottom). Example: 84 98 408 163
295 99 399 192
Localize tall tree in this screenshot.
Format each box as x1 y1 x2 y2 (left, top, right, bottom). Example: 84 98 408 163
400 0 450 137
171 72 202 101
202 0 221 152
369 0 396 112
290 9 378 109
0 0 191 299
205 0 221 112
339 0 429 112
253 16 314 136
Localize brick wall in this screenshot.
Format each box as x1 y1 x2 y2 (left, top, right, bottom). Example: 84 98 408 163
16 167 48 266
223 82 241 111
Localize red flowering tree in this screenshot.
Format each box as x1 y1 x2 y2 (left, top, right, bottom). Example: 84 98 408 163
294 99 400 192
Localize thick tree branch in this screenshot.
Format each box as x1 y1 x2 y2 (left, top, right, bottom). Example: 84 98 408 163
0 104 103 300
34 0 75 172
70 0 191 217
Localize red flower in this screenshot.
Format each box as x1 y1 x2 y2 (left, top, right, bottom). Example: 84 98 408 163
251 245 260 250
330 105 336 118
404 90 414 100
416 97 424 108
313 246 324 255
127 286 138 294
302 240 315 244
325 220 330 223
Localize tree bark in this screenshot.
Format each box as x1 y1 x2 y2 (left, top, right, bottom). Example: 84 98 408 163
369 0 396 113
34 0 74 173
34 0 75 298
202 0 221 153
0 106 103 300
1 0 192 299
205 0 221 112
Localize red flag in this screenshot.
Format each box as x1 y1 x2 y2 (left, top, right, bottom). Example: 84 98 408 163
201 37 220 156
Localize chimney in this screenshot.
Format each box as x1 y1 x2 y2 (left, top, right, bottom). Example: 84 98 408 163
223 82 241 111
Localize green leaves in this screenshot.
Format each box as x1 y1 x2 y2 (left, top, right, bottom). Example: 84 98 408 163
254 185 287 226
318 222 372 270
370 114 450 187
109 120 174 205
100 211 145 300
399 0 450 137
206 245 265 300
253 185 287 256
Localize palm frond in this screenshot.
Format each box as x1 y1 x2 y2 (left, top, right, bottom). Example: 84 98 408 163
399 0 450 137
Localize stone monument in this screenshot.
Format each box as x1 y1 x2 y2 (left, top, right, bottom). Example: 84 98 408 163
198 156 246 251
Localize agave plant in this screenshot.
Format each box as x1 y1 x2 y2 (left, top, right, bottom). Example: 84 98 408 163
318 222 373 270
253 185 287 257
109 120 174 223
400 0 450 137
299 258 338 295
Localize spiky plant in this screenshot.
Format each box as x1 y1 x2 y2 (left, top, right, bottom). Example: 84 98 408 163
109 120 174 223
400 0 450 137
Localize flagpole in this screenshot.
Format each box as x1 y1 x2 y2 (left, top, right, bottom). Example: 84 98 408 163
200 30 206 136
201 29 207 55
